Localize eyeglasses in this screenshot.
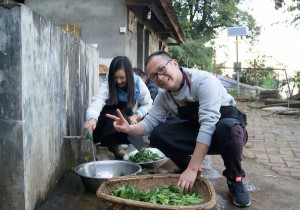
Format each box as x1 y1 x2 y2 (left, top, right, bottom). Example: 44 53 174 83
149 60 172 82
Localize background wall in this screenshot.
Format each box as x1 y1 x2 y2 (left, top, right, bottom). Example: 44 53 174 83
125 22 138 68
25 0 127 59
0 5 99 209
24 0 163 72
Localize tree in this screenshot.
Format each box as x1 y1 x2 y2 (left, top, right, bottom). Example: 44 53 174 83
238 55 280 89
279 71 300 96
274 0 300 27
169 0 261 69
169 38 214 70
287 0 300 27
172 0 260 41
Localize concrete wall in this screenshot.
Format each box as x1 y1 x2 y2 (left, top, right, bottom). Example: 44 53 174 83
149 32 161 55
25 0 127 58
0 4 99 210
24 0 162 69
0 5 25 210
125 21 138 67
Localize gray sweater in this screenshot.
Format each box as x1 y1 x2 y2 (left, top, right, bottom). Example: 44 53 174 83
140 67 236 146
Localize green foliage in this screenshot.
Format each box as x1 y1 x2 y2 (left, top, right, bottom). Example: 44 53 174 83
170 0 261 71
172 0 261 42
279 71 300 95
235 10 261 45
291 71 300 90
169 38 214 69
287 0 300 27
259 72 279 89
236 55 280 89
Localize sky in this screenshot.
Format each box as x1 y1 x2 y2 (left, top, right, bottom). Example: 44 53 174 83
215 0 300 77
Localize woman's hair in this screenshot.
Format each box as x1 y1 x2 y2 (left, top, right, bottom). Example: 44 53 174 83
133 67 147 80
108 56 135 108
145 50 172 66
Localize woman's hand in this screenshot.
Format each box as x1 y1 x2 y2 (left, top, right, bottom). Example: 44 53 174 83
129 113 141 124
106 109 131 133
177 168 197 192
83 118 97 131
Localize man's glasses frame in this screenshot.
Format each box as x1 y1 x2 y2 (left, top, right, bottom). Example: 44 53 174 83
149 59 173 82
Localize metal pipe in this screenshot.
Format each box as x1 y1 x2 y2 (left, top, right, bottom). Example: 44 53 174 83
63 136 83 140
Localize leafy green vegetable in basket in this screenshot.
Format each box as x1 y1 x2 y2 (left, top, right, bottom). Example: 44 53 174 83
111 185 144 201
129 148 162 163
110 184 204 206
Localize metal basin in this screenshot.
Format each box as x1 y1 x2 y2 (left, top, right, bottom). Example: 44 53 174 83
124 147 169 169
75 160 142 193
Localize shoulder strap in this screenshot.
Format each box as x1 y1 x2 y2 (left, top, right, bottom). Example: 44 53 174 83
169 71 191 108
182 71 191 88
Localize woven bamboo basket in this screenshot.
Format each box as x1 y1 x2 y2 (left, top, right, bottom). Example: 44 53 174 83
96 174 216 210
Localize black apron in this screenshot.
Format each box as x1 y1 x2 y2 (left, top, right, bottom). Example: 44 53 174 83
168 71 247 141
168 72 200 122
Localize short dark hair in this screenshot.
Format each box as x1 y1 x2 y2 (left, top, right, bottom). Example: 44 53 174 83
145 51 172 66
108 56 135 108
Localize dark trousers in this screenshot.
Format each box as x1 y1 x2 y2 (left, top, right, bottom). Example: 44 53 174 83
92 107 130 146
149 119 248 181
93 104 144 150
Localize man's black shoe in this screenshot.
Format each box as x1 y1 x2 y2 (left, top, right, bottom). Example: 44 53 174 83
227 177 251 207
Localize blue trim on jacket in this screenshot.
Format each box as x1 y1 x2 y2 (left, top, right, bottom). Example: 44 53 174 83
104 73 141 104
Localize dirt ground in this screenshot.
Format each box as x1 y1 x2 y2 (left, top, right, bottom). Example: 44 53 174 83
39 155 300 210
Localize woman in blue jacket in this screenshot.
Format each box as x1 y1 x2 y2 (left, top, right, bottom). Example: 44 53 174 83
84 56 152 159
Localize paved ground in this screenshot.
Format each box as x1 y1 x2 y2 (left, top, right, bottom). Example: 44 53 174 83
241 101 300 179
40 101 300 210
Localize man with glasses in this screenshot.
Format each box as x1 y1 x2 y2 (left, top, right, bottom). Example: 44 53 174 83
106 51 251 208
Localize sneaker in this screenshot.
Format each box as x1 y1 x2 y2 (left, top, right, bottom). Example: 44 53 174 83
227 177 251 207
108 145 127 159
197 167 202 176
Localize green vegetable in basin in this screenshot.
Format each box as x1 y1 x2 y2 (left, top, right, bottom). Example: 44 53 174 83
129 148 162 163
